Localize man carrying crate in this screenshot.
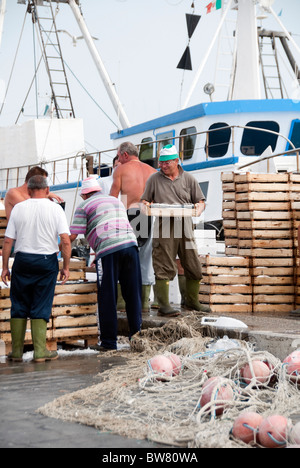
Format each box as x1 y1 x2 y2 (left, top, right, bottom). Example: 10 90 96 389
141 144 210 316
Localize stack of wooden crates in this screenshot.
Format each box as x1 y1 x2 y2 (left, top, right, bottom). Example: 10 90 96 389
199 172 300 316
0 206 99 356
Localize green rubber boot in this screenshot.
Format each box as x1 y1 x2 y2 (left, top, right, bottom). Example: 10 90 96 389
8 318 27 362
178 275 187 307
185 279 211 313
155 279 181 317
31 319 58 362
151 283 159 309
142 285 151 314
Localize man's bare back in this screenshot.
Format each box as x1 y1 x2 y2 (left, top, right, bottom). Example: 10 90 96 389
110 158 156 209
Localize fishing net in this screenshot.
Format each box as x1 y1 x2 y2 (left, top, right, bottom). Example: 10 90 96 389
38 315 300 448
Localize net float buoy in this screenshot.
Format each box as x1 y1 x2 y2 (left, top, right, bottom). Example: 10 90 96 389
232 412 263 444
148 355 173 379
283 351 300 384
258 415 288 448
241 360 271 386
167 354 182 376
200 376 234 416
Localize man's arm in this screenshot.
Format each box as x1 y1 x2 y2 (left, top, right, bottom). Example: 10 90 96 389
109 166 122 198
59 233 71 285
1 237 14 285
195 200 205 217
4 189 22 221
48 192 64 204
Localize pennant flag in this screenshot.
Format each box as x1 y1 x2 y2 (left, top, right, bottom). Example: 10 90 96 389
206 0 222 14
186 13 201 39
177 46 192 70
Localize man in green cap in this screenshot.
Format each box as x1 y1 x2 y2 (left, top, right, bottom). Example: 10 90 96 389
141 144 210 316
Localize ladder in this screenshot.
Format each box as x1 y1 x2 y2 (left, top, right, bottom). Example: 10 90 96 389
28 0 75 118
258 30 284 99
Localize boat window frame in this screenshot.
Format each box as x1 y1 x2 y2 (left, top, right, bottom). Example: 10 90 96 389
179 126 197 160
240 120 280 156
139 136 155 166
286 119 300 153
205 122 231 158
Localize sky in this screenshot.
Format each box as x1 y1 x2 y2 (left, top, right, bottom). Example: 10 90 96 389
0 0 299 164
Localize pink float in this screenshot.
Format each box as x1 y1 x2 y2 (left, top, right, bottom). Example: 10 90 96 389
167 354 182 376
200 376 234 416
283 351 300 384
258 415 288 448
232 412 263 444
241 360 271 385
149 355 173 378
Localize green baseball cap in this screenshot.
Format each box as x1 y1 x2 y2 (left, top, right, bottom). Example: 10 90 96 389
159 144 179 162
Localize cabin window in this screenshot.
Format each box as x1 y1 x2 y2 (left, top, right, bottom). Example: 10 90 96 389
156 130 175 157
139 137 155 167
241 121 279 156
205 123 231 158
180 126 197 160
287 120 300 152
199 181 209 199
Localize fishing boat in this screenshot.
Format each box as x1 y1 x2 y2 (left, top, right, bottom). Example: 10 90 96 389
0 0 299 231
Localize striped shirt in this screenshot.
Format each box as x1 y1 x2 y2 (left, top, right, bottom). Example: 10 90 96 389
70 193 137 259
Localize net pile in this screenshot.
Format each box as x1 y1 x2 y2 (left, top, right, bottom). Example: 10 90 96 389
38 316 300 448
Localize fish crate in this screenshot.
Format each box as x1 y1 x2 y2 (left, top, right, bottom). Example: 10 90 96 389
251 257 296 315
0 258 98 355
145 204 197 217
223 172 294 258
222 172 237 227
199 255 252 314
0 209 7 250
51 281 98 346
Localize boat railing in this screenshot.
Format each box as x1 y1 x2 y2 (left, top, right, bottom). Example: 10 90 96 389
0 124 299 193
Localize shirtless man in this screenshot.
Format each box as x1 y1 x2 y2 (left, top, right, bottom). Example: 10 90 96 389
110 142 156 209
4 166 64 221
110 141 156 313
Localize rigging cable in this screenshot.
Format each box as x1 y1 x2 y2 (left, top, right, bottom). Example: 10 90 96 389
0 8 27 116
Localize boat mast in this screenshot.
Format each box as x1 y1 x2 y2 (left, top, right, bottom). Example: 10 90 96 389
67 0 130 130
231 0 261 100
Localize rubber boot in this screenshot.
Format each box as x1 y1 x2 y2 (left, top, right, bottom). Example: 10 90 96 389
178 275 187 308
142 285 151 314
185 279 211 313
31 319 58 362
117 283 126 312
7 318 27 362
151 283 159 309
155 279 181 317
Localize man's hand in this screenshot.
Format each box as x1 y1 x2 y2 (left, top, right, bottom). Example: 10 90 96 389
194 201 205 217
59 268 69 285
1 268 11 286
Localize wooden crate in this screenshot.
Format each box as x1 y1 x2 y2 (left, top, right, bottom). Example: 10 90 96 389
0 259 98 355
52 282 98 343
0 209 7 250
199 255 252 314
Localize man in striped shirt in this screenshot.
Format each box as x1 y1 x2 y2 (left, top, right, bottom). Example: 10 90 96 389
69 177 142 351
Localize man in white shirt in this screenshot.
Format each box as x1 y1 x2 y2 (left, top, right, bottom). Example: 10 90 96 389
1 175 71 362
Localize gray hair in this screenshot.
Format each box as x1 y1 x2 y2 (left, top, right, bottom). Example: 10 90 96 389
118 141 139 157
27 175 49 190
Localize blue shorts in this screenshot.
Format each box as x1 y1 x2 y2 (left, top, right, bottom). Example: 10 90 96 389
10 252 59 322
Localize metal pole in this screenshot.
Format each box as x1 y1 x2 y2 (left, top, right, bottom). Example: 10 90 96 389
68 0 131 130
